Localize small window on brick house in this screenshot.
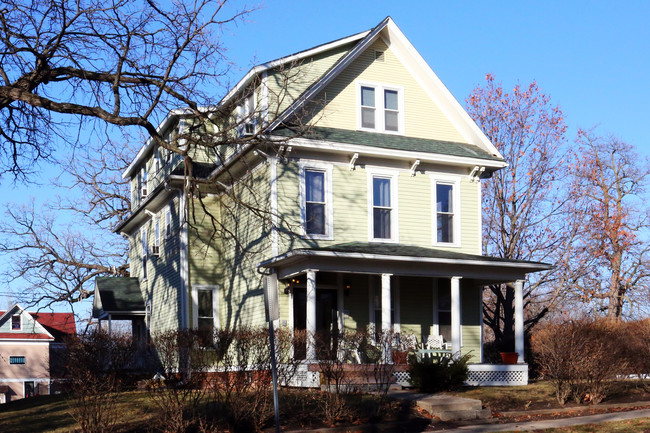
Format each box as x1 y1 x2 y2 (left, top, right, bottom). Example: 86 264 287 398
10 356 26 364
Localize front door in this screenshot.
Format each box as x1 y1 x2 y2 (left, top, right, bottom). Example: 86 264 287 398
293 289 338 360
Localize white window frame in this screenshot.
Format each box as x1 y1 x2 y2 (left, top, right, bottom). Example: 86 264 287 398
151 215 160 256
141 228 148 281
367 168 399 243
165 205 172 239
145 300 152 330
140 166 148 199
192 285 219 330
299 161 334 240
236 93 256 137
431 174 461 247
356 81 405 135
11 314 21 331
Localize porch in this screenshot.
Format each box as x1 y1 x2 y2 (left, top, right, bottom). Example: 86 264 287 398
259 242 550 387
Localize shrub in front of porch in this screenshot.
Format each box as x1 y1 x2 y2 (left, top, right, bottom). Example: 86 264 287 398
407 353 471 393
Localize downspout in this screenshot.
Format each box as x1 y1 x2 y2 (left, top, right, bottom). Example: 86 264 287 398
180 185 190 330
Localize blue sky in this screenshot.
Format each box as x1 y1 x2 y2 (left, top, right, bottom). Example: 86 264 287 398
2 0 649 311
224 0 649 152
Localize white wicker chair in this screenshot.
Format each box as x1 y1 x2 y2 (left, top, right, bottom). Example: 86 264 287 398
426 334 444 350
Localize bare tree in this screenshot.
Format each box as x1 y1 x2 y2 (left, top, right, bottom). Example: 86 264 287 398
569 129 650 319
0 0 250 179
466 74 577 351
0 139 133 310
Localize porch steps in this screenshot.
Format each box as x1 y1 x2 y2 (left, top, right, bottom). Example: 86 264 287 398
390 391 491 421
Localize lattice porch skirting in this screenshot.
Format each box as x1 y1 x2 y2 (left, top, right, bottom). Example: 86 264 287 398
395 364 528 387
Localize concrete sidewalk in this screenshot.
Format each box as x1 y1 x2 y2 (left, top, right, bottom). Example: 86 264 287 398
436 408 650 432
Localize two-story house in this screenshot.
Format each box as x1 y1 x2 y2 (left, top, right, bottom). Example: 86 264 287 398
94 17 550 386
0 304 76 402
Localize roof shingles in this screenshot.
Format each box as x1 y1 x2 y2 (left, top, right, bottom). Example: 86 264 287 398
274 126 503 162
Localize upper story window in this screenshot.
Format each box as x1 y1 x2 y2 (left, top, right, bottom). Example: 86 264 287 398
165 206 172 239
300 163 333 239
368 170 398 242
11 315 21 330
432 177 461 246
358 83 404 134
141 228 148 280
152 216 160 256
139 167 148 200
236 94 256 137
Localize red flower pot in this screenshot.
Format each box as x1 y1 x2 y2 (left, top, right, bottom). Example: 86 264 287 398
500 352 519 364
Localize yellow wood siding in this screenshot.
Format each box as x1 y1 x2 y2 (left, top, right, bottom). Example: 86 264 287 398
217 163 272 329
461 282 482 363
275 158 480 255
266 43 353 119
129 195 183 333
307 39 466 142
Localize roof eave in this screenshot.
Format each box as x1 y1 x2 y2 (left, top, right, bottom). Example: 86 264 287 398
280 136 507 170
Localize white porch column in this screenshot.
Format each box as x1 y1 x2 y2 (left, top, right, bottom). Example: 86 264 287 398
451 276 462 358
381 273 392 363
514 279 525 363
306 270 317 361
381 274 392 333
336 274 345 333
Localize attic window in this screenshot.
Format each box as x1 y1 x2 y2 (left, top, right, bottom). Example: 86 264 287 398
11 315 21 330
374 50 385 62
358 83 403 134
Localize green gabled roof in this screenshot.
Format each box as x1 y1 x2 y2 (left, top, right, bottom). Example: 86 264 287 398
93 277 145 318
273 126 504 162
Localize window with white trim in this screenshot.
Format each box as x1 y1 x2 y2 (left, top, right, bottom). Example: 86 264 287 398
145 300 152 330
236 94 256 137
154 147 161 174
300 164 333 239
193 285 219 332
152 216 160 256
140 166 148 199
358 83 403 134
11 315 21 330
432 177 460 246
165 206 172 239
368 171 398 242
141 228 148 280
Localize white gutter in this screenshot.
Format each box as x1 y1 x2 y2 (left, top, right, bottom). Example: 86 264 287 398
259 249 552 271
283 136 508 170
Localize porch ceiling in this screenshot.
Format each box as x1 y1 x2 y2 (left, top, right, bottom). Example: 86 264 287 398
258 242 552 283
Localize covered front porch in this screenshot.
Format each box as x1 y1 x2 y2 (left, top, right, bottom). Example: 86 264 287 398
259 243 550 387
